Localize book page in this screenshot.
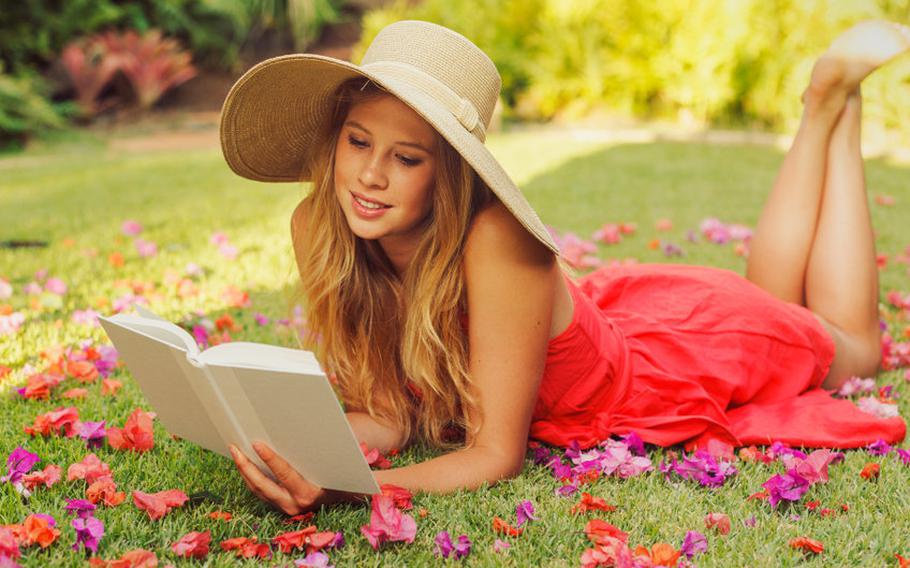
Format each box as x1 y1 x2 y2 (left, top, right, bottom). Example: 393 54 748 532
104 313 199 356
198 342 322 375
98 317 231 455
206 363 380 495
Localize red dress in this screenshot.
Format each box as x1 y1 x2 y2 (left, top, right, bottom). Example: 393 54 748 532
529 263 906 450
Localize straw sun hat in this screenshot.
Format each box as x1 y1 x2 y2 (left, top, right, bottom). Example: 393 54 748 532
219 19 559 255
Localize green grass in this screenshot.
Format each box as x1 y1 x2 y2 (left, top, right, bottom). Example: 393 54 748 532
1 126 909 567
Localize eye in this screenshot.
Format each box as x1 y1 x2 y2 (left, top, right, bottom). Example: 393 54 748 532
347 135 368 148
397 154 422 167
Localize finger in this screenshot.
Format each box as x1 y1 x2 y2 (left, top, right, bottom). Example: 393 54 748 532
230 446 269 500
231 445 296 508
252 441 318 494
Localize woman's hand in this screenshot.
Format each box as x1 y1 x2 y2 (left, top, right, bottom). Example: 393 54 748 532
229 441 333 515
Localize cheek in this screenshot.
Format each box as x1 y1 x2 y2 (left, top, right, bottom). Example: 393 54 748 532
333 148 352 197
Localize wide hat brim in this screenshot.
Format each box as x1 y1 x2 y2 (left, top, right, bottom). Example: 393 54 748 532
220 53 559 255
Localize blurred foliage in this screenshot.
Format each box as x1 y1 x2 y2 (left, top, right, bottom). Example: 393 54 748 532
240 0 343 52
0 0 347 146
60 29 199 116
0 64 73 150
0 0 243 73
0 0 349 74
359 0 910 143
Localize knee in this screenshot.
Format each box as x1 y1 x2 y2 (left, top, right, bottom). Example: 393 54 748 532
855 327 883 377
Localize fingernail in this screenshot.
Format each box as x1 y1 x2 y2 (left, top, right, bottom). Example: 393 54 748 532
252 441 265 454
228 445 238 458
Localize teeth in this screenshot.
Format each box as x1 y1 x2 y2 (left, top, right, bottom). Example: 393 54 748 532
354 195 386 210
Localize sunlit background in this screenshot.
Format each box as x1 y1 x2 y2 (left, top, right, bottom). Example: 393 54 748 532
2 0 910 154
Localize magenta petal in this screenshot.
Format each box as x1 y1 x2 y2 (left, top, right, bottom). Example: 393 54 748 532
72 515 104 554
453 534 471 559
762 470 809 508
434 531 453 558
515 500 537 527
65 499 97 518
2 447 40 484
680 530 708 558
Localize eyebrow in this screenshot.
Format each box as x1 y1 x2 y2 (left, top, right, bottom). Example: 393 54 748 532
344 120 434 154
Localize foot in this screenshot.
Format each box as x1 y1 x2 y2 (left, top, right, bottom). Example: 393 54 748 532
803 20 910 109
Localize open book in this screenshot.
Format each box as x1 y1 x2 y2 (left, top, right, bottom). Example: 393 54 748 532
98 306 380 495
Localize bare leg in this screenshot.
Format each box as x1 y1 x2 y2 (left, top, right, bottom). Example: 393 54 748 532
746 20 910 388
807 91 881 388
744 94 841 305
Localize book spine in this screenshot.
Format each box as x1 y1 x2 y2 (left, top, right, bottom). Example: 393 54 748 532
185 355 253 455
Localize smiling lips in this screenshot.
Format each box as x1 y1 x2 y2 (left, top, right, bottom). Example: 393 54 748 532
350 191 391 218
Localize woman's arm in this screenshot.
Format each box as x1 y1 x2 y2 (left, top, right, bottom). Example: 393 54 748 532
346 411 407 454
374 201 559 492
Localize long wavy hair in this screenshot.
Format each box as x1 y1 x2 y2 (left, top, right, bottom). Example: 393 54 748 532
291 79 494 449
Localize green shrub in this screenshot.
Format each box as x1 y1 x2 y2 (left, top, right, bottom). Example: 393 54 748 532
0 66 71 150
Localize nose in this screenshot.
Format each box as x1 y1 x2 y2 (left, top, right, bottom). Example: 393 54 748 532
358 155 388 190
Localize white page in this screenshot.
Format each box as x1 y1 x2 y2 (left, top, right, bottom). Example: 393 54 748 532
133 304 170 323
104 313 199 355
208 364 380 495
198 342 322 375
98 317 229 454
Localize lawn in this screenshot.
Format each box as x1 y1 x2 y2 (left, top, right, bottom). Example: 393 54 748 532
1 125 909 567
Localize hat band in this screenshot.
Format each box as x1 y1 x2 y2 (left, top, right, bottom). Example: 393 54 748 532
362 60 487 142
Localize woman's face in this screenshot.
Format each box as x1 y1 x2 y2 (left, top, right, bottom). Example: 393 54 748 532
334 93 438 264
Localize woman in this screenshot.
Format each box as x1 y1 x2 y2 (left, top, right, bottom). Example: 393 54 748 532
218 20 909 513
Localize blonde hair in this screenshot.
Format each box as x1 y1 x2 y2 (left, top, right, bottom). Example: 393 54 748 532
291 79 494 449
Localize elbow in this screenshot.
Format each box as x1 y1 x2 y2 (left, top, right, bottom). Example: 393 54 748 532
484 450 526 484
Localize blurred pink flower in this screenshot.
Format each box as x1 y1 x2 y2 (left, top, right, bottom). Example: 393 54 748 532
34 268 48 281
218 243 238 260
0 312 25 336
112 294 148 313
210 232 229 246
134 239 158 258
44 278 67 295
655 218 673 231
23 282 42 295
700 218 753 245
875 194 895 206
184 262 203 277
121 220 143 236
0 278 11 300
886 290 910 310
662 241 683 257
856 397 900 418
836 376 876 397
547 227 601 269
72 309 100 327
592 223 622 245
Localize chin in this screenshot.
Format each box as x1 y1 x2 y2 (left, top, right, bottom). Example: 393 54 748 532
344 218 385 242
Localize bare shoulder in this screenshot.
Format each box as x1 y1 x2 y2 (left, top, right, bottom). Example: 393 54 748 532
290 198 311 240
464 201 554 269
